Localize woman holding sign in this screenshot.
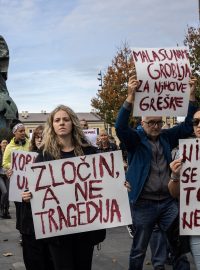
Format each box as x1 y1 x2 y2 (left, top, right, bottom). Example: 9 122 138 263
3 119 29 241
22 105 104 270
20 125 55 270
168 109 200 270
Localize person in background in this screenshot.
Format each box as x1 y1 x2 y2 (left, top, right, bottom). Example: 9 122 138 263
115 75 197 270
109 135 117 145
119 141 134 238
97 129 118 153
3 119 29 243
29 125 44 152
79 118 89 129
168 108 200 270
0 139 10 218
80 118 98 147
22 105 100 270
20 125 54 270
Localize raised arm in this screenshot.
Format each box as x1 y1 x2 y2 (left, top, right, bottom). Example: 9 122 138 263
189 76 197 102
115 76 140 151
126 76 140 104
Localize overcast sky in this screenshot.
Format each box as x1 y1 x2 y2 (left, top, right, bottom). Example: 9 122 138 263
0 0 198 113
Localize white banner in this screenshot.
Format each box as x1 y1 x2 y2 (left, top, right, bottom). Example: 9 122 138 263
26 151 132 239
179 139 200 235
9 150 38 202
132 47 191 116
83 128 97 146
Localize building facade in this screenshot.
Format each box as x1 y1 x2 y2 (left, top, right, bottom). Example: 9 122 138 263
19 111 113 138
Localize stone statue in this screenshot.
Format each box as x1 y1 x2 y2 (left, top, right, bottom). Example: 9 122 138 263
0 35 18 129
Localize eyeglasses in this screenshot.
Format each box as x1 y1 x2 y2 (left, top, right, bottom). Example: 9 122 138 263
143 120 165 127
192 118 200 126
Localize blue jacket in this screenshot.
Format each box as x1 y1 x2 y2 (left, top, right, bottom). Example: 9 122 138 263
115 102 197 203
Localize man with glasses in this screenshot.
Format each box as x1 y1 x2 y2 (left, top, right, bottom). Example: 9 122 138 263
115 76 197 270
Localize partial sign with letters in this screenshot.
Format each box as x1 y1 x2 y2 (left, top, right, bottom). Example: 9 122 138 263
9 150 38 202
179 138 200 235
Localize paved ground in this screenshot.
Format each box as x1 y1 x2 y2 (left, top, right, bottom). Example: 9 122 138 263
0 203 196 270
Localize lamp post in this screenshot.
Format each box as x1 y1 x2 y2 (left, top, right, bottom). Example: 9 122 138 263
97 71 108 131
199 0 200 23
97 71 102 87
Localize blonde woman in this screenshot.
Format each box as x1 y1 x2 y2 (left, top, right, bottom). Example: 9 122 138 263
22 105 101 270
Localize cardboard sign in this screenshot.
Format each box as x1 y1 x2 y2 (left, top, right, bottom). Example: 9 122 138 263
9 150 38 202
26 151 132 239
179 139 200 235
132 47 191 116
83 129 97 146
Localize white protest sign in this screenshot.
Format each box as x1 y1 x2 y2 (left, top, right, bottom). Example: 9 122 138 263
9 150 38 202
179 138 200 235
26 150 132 239
132 47 191 117
83 129 97 146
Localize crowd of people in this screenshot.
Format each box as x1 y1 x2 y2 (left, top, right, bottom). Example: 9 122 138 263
0 75 199 270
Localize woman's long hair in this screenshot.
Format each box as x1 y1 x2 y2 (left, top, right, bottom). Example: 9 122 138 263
42 105 91 159
29 125 44 152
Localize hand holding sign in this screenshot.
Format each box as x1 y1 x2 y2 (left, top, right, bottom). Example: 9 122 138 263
6 168 13 178
127 76 140 103
22 190 32 202
170 158 182 176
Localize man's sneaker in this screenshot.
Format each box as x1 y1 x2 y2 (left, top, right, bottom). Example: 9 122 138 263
127 224 134 238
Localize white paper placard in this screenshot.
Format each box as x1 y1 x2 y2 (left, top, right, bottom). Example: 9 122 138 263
132 47 191 117
26 150 132 239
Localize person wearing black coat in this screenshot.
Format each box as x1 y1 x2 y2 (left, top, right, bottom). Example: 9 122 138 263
22 105 103 270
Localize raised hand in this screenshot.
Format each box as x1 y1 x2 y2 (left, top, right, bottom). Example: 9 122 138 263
189 76 197 101
126 76 140 103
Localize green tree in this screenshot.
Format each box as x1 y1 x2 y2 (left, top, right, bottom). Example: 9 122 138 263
91 44 138 128
184 26 200 101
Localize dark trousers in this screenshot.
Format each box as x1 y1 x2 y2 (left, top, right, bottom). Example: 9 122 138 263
48 234 94 270
0 176 9 209
150 225 190 270
22 234 54 270
14 201 22 231
129 198 190 270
